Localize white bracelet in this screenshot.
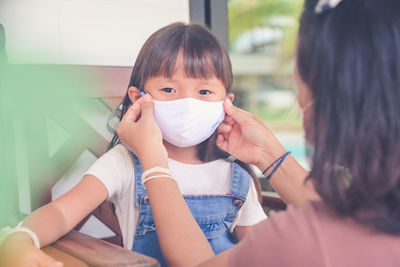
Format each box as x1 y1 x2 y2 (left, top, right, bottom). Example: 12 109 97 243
141 167 173 182
141 174 176 187
0 221 40 249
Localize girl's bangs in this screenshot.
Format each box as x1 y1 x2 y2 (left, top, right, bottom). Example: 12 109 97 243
148 47 223 81
143 26 231 89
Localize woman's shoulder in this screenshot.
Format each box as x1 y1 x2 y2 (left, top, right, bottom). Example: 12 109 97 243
228 201 325 266
229 201 400 267
228 202 343 266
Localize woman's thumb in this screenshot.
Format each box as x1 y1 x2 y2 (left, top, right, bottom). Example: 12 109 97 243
141 94 154 118
224 98 251 125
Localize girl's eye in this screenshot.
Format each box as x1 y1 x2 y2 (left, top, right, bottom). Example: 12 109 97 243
199 89 212 95
161 88 176 93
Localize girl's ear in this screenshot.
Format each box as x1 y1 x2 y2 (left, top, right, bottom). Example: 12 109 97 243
128 86 142 103
227 93 234 103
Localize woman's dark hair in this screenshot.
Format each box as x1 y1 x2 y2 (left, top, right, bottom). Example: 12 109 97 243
298 0 400 233
109 22 262 201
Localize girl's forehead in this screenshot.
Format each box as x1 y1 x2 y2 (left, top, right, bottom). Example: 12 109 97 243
149 73 223 86
158 55 219 81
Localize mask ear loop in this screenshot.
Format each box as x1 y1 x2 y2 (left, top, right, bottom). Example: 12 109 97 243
140 89 152 97
107 89 147 134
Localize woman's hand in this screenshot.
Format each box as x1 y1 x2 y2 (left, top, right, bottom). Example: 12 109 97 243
216 99 287 171
0 233 63 267
116 94 168 169
217 99 319 206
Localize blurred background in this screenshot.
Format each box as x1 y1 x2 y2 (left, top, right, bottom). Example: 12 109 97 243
0 0 306 239
228 0 306 170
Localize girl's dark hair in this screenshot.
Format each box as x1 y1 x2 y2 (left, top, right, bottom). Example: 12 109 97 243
109 22 262 201
298 0 400 233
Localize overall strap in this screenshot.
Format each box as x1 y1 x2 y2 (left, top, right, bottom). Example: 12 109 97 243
229 162 251 200
127 150 147 207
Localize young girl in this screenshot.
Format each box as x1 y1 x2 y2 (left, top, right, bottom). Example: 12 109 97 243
0 23 267 266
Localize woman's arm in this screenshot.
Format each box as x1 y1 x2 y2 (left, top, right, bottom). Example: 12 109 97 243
267 155 317 206
145 176 215 266
146 175 233 267
1 175 108 267
234 226 252 241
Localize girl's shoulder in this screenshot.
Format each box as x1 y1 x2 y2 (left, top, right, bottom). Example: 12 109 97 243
104 144 133 163
108 143 129 155
84 144 135 200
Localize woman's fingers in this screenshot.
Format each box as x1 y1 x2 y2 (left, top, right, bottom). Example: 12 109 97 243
216 134 228 152
223 98 253 126
120 93 154 124
122 97 144 123
223 115 235 125
216 122 232 135
140 94 154 119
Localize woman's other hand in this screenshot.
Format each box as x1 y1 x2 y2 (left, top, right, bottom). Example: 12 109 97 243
116 94 168 169
216 99 287 171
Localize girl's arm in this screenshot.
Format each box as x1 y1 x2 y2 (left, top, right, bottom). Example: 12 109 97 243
1 174 108 267
22 175 108 246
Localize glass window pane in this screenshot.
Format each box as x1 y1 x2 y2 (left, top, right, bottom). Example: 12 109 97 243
228 0 308 170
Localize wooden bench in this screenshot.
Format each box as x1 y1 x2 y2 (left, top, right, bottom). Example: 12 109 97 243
43 230 159 267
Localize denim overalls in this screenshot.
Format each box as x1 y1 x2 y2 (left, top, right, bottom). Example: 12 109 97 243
129 153 250 267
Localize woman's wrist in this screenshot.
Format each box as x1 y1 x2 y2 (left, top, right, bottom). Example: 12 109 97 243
255 139 287 172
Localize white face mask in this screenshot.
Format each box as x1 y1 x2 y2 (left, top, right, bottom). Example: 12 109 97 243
152 97 225 148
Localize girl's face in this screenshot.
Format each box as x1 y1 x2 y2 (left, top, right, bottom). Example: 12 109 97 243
128 55 232 103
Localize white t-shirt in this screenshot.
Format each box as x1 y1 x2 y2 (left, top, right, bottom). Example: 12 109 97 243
84 144 267 249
